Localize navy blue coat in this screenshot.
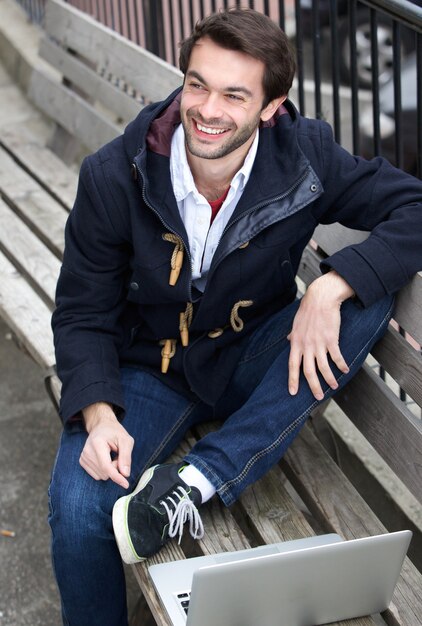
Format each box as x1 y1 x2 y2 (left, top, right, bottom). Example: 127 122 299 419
52 89 422 424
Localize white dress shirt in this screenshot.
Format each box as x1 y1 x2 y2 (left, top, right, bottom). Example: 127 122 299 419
170 123 259 291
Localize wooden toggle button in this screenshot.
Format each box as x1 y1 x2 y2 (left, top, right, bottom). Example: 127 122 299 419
169 249 184 286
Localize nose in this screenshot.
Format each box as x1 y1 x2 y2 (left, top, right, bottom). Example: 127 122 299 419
198 93 223 122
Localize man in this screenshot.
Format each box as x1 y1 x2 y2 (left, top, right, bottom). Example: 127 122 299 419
50 8 422 626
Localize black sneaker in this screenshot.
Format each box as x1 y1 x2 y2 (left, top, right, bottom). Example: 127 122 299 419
112 462 204 563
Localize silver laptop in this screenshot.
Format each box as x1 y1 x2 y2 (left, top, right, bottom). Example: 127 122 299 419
148 530 412 626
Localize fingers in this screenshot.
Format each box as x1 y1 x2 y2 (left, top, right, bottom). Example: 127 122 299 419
117 435 134 480
288 344 301 397
79 427 134 489
289 341 350 401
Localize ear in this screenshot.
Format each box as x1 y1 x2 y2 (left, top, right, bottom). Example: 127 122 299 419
260 95 287 122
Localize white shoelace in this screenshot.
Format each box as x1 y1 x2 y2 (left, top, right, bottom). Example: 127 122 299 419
161 485 205 544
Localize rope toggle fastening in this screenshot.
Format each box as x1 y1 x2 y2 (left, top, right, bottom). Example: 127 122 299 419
163 233 184 286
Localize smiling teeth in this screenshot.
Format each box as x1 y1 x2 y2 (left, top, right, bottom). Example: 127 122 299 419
197 123 226 135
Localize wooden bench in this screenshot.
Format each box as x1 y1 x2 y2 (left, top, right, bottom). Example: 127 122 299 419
0 2 421 625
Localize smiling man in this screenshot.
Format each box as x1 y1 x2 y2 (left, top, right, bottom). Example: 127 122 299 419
49 9 422 626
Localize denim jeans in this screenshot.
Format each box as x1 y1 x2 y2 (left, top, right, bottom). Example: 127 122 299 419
48 295 394 626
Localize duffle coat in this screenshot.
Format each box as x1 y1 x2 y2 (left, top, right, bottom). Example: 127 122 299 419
52 88 422 424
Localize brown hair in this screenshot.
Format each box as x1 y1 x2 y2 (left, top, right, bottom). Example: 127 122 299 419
179 8 296 106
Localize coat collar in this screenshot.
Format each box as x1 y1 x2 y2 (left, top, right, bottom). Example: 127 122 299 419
127 90 320 240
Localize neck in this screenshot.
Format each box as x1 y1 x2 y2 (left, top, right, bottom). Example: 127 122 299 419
187 133 256 202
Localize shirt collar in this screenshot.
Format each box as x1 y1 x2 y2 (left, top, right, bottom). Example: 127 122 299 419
170 123 259 203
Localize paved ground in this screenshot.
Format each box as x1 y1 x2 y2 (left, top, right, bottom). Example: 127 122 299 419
0 317 62 626
0 317 143 626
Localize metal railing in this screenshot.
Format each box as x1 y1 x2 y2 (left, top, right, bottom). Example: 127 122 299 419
16 0 422 179
14 0 422 411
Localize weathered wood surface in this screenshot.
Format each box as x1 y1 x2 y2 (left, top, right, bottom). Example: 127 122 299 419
28 68 122 153
300 245 422 404
28 0 182 154
132 426 379 626
371 326 422 408
394 275 422 346
283 425 422 626
43 0 182 102
39 36 142 123
0 250 55 368
0 197 60 305
0 121 78 211
314 223 422 345
335 364 422 501
1 6 421 626
0 146 66 256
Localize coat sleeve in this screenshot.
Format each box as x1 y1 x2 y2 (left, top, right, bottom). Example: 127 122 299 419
314 122 422 307
52 154 131 425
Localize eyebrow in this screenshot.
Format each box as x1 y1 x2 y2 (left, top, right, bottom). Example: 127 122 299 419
186 70 254 98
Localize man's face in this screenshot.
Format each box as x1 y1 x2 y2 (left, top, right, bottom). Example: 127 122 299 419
180 37 271 161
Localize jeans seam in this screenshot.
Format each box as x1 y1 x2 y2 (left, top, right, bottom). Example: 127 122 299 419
141 400 200 471
218 298 394 502
238 332 289 365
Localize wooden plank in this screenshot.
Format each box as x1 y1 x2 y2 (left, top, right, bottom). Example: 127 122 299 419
313 224 422 344
39 37 142 123
132 447 255 625
133 426 377 626
0 83 45 127
0 121 77 211
300 242 422 346
193 424 377 626
313 223 369 255
0 146 67 257
283 424 422 626
322 403 422 535
394 275 422 346
132 544 185 626
132 440 191 626
0 251 55 369
335 364 422 500
239 472 376 626
44 0 182 103
371 326 422 409
0 197 60 305
28 67 122 153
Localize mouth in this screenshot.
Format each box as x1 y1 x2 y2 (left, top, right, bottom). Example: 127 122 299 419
193 119 230 139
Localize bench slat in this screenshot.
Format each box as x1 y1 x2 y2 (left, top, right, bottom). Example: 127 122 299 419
0 146 67 257
0 122 77 211
0 251 55 369
191 425 377 626
0 197 60 305
314 223 369 253
300 243 422 407
133 545 183 626
28 68 121 153
39 37 142 124
335 364 422 500
283 424 422 626
130 436 253 625
237 464 315 543
239 468 377 626
371 326 422 409
44 0 182 103
314 224 422 344
394 277 422 346
134 426 378 626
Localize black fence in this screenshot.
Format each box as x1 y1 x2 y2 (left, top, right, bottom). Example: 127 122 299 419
16 0 422 179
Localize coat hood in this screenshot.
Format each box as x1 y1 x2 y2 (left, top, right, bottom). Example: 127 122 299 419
122 86 301 164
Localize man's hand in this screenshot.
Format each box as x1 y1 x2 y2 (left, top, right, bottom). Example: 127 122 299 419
288 271 355 400
80 402 134 489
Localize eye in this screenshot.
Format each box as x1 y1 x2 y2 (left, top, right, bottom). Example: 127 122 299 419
226 93 244 102
190 82 205 91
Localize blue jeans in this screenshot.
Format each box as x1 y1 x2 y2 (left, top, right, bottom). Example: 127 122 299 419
48 295 394 626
